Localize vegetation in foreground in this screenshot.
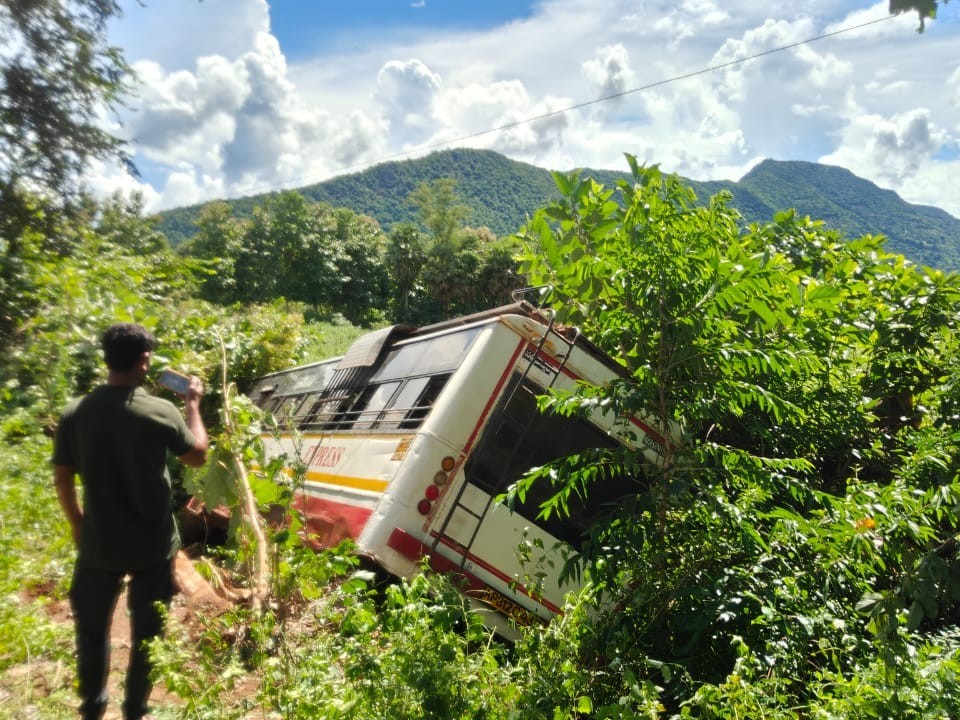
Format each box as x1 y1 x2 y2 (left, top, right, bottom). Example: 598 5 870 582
3 2 960 712
3 155 960 718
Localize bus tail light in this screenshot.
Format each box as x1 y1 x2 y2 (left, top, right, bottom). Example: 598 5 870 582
420 456 456 515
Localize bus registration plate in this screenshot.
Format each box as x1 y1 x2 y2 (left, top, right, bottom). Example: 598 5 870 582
473 587 541 627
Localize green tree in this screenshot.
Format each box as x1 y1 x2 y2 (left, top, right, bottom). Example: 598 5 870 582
185 201 247 304
0 0 134 353
889 0 950 31
408 178 471 249
471 230 520 309
332 208 389 325
386 223 428 323
93 192 169 255
421 238 481 318
227 193 390 322
0 0 130 211
512 160 960 715
234 192 341 307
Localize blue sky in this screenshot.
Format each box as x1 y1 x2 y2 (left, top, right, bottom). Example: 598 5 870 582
268 1 541 59
95 0 960 219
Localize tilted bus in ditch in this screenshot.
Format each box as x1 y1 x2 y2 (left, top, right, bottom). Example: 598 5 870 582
246 296 676 637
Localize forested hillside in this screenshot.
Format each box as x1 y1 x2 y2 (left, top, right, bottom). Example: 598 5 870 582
157 149 558 246
156 148 960 270
722 160 960 270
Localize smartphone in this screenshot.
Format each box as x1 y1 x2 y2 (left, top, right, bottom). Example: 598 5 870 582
158 368 191 396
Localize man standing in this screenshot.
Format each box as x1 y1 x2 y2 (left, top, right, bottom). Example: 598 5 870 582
52 323 209 720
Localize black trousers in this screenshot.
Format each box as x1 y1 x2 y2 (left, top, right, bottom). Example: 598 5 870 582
69 561 173 720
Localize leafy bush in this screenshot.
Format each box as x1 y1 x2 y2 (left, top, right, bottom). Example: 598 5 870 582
512 159 960 716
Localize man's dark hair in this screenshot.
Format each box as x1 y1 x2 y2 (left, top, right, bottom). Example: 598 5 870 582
101 323 156 371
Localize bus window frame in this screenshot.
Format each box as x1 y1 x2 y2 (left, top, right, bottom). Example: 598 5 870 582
272 327 480 433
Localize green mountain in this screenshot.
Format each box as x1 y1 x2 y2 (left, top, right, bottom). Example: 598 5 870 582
698 160 960 271
156 148 960 270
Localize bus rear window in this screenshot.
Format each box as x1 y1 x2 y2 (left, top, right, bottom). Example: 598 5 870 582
464 375 632 548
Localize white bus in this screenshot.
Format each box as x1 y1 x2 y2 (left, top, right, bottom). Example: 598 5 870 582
247 297 675 637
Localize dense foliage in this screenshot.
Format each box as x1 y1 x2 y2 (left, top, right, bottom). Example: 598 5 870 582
5 152 960 717
511 159 960 716
179 186 521 326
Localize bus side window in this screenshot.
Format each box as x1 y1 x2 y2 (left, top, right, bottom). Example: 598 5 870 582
289 393 316 424
294 393 319 426
400 374 449 429
253 386 275 409
263 395 282 414
324 387 373 430
311 395 353 430
351 382 401 430
273 395 302 424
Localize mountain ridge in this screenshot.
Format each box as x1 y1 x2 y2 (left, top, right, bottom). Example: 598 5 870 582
156 148 960 270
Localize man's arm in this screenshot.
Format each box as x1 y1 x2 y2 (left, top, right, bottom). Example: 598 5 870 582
178 375 209 468
53 464 83 547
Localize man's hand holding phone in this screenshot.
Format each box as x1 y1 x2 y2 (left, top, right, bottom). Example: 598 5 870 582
158 369 190 395
158 369 203 401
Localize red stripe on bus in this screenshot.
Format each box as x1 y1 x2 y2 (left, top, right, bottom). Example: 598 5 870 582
629 415 667 448
295 492 373 546
387 527 562 616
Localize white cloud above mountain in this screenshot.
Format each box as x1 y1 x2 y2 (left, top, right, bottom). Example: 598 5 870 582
96 0 960 218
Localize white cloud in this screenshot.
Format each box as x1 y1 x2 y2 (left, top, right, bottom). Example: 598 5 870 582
821 109 944 184
158 167 228 211
492 97 571 159
109 22 396 208
651 0 730 46
435 80 532 135
86 0 960 219
82 158 162 208
326 111 389 167
582 44 635 101
895 158 960 215
374 59 443 142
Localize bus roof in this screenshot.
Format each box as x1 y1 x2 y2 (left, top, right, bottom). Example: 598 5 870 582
251 301 629 387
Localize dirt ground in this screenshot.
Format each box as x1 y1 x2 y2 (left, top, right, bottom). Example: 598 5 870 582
17 552 236 720
97 589 190 720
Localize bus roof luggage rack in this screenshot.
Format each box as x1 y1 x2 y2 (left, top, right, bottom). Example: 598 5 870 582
409 300 549 339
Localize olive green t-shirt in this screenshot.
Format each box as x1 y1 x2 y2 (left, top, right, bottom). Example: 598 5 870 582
52 385 195 571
